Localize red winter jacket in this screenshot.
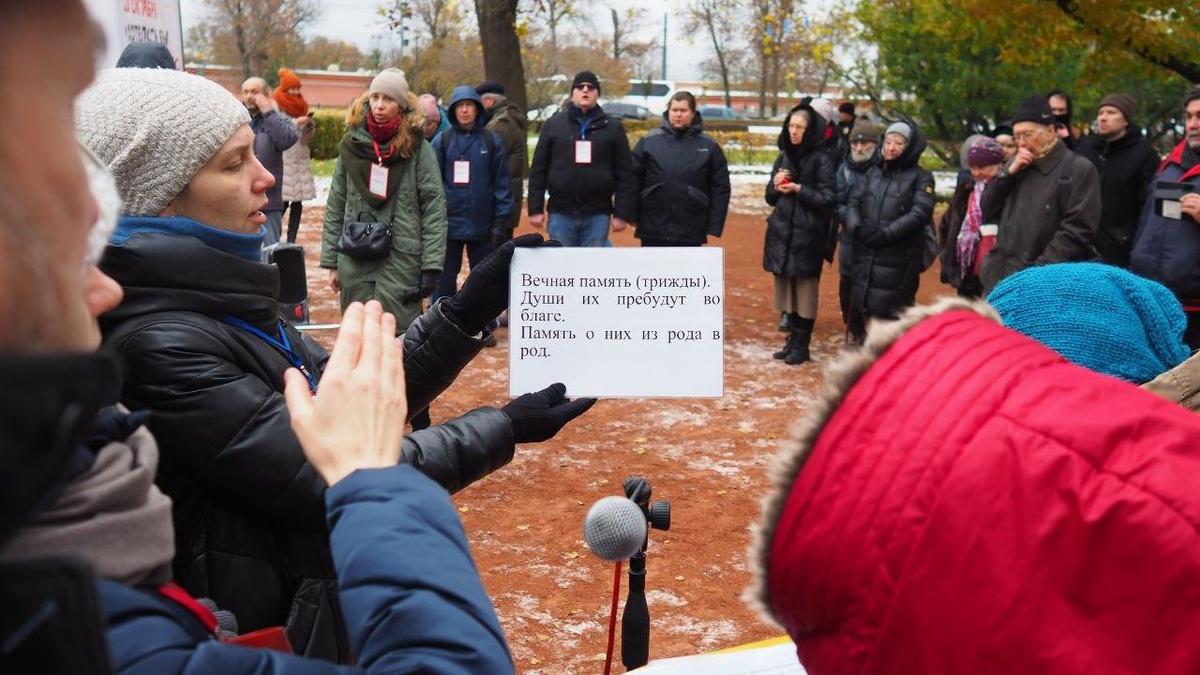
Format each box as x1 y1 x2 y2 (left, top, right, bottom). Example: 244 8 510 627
750 299 1200 674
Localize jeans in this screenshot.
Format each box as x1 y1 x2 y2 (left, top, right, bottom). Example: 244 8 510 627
431 238 498 332
263 209 283 246
547 212 612 247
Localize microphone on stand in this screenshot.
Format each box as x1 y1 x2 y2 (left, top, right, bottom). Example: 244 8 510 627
584 497 648 561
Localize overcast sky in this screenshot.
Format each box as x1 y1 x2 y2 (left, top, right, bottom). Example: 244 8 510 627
179 0 728 81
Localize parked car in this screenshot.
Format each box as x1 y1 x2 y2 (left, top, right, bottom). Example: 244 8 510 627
602 101 653 120
699 105 742 120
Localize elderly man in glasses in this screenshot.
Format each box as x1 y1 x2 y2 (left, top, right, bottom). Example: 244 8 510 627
526 70 636 246
979 94 1101 292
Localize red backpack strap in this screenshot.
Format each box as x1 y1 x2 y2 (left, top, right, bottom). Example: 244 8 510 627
157 582 218 635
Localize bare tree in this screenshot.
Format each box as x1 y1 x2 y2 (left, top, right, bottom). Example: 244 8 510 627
198 0 320 79
474 0 528 110
685 0 739 107
532 0 580 72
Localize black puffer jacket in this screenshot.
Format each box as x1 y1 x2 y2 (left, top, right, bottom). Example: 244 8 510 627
632 111 731 244
763 104 837 278
99 230 515 662
843 123 935 320
527 103 637 220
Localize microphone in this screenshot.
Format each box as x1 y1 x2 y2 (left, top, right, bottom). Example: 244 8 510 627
583 496 647 562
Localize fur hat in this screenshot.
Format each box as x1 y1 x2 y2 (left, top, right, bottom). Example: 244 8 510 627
76 68 250 217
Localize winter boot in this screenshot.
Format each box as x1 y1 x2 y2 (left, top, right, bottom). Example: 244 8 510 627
785 317 814 365
773 313 798 359
777 312 789 332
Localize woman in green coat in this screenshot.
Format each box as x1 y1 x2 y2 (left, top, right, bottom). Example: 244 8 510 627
321 68 447 331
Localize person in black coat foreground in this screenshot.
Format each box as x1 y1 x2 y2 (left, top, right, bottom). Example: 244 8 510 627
842 121 935 343
77 66 596 662
763 102 837 364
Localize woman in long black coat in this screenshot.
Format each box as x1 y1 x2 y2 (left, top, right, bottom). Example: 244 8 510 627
763 103 837 364
843 121 936 343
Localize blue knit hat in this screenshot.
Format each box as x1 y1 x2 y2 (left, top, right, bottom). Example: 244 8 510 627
988 263 1192 383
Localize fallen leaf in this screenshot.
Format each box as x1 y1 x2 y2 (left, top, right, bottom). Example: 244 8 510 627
458 506 469 513
562 551 580 560
674 575 685 581
516 524 530 531
593 653 608 661
633 437 647 444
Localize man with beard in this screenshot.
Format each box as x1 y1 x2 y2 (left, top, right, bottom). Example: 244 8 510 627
1130 86 1200 349
835 118 878 327
1077 93 1159 267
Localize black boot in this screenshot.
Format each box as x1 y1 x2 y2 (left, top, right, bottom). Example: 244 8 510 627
785 317 814 365
777 312 789 332
774 313 798 359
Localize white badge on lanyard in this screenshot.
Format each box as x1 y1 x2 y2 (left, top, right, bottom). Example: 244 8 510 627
453 160 471 185
369 163 389 198
575 140 592 164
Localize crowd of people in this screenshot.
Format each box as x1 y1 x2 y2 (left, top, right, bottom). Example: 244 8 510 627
6 1 1200 673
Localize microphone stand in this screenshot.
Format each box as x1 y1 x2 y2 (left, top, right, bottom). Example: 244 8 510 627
621 548 650 670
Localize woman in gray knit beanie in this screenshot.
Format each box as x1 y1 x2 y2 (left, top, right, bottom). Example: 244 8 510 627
320 68 448 334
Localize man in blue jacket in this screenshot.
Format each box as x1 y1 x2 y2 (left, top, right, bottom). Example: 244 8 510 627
430 85 513 341
1130 85 1200 349
242 76 299 246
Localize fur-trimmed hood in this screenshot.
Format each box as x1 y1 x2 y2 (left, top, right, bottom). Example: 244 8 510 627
747 298 1200 673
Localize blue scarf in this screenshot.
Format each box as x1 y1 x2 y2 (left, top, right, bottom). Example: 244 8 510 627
111 216 265 262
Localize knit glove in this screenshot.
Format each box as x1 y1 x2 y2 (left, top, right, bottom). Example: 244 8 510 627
501 383 597 443
445 233 556 335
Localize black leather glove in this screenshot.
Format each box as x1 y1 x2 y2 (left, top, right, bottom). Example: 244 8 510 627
501 382 597 443
418 269 439 299
490 222 513 248
445 232 556 334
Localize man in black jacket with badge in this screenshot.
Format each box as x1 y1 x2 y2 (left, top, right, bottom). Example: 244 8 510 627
527 71 637 246
631 91 731 246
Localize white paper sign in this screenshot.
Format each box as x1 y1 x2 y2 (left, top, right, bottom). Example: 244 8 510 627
509 247 724 398
83 0 184 69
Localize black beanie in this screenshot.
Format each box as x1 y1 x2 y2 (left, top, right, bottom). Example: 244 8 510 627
475 80 505 96
838 101 855 116
1011 95 1054 125
572 71 601 93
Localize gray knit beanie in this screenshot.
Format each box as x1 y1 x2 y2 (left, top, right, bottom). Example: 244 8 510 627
75 68 250 216
369 68 410 105
885 122 912 141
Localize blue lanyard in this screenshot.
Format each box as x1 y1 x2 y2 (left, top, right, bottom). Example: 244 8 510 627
219 315 318 393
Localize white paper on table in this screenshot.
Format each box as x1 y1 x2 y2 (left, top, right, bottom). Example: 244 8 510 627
508 247 724 398
630 640 806 675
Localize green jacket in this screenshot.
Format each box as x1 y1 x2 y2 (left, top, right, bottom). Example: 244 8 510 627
322 126 448 328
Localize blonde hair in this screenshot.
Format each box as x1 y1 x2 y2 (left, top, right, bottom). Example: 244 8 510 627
345 91 425 160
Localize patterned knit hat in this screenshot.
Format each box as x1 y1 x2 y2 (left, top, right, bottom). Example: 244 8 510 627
988 263 1191 383
76 68 250 216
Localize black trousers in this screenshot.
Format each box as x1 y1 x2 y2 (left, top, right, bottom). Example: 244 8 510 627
639 238 702 247
284 201 303 243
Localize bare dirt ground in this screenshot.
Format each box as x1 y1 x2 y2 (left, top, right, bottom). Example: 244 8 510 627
295 193 950 673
